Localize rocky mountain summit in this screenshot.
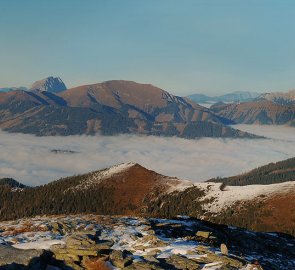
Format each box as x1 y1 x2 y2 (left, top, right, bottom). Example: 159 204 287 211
30 76 67 93
0 215 293 270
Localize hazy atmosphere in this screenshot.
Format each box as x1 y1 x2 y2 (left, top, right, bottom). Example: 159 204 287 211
1 1 295 267
0 125 294 186
1 0 295 95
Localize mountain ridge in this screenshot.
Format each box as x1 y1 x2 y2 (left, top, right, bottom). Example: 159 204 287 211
187 91 261 104
260 89 295 105
1 157 294 236
0 79 257 138
211 99 295 126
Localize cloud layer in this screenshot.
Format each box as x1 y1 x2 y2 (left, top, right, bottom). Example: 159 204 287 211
0 125 294 186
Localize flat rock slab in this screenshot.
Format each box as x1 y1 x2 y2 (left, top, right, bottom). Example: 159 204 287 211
0 245 47 269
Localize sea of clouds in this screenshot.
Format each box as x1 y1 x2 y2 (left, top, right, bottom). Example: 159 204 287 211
0 124 294 186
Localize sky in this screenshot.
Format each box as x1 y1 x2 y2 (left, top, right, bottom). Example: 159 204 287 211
0 125 294 186
1 0 295 95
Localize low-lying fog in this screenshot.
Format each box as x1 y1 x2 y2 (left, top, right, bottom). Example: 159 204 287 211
0 125 294 186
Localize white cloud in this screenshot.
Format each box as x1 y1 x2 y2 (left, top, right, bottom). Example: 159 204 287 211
0 125 294 186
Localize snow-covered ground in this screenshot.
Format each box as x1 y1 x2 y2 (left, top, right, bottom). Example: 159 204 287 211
194 181 295 214
0 215 283 270
13 239 65 250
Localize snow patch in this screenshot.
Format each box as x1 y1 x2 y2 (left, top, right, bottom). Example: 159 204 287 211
195 181 295 214
102 162 137 178
164 177 194 193
13 239 65 250
65 162 137 192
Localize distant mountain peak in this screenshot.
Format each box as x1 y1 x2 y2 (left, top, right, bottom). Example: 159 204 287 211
30 76 67 93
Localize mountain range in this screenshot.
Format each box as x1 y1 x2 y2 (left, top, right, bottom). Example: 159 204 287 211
0 77 255 138
211 100 295 126
188 90 295 126
0 87 27 92
0 76 294 138
260 89 295 105
1 157 294 236
187 91 261 104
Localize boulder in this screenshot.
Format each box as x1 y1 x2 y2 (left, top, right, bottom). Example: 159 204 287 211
164 254 200 270
110 250 133 268
220 243 229 255
63 231 113 253
138 235 166 248
50 230 114 269
196 231 211 239
0 245 49 269
194 253 244 268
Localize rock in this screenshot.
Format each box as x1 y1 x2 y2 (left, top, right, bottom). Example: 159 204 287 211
165 254 200 270
55 253 80 262
110 250 133 268
195 245 212 255
0 245 49 269
196 231 211 239
130 232 143 241
50 222 64 235
146 249 162 256
51 231 114 270
246 261 264 270
139 235 166 248
194 253 244 268
142 256 160 264
64 231 113 253
195 231 218 245
57 248 99 257
50 230 114 270
221 243 229 255
30 77 67 93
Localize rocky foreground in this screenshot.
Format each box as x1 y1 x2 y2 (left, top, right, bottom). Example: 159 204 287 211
0 215 294 270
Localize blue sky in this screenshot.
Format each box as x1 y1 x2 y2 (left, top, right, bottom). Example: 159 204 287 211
1 0 295 95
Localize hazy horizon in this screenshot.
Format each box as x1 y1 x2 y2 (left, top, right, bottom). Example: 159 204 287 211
1 1 295 95
1 76 295 98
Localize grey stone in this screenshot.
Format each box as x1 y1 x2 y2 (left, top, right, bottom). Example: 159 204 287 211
110 250 133 268
0 245 48 269
165 254 200 270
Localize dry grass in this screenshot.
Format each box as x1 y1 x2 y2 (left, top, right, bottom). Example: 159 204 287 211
0 223 49 236
84 258 112 270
